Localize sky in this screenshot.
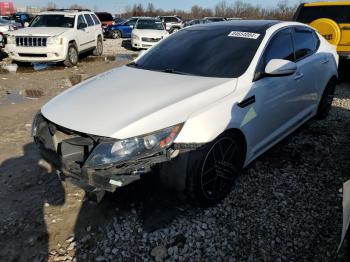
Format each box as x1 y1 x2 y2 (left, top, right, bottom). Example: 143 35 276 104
12 0 303 13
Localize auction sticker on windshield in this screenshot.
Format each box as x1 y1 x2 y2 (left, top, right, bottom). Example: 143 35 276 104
228 31 260 39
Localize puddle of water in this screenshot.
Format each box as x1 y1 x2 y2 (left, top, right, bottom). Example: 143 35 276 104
106 54 135 63
16 63 64 73
0 90 29 105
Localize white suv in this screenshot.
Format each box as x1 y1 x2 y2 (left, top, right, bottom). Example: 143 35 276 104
5 9 104 67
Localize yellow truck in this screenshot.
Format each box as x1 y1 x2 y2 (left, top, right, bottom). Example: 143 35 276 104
294 2 350 58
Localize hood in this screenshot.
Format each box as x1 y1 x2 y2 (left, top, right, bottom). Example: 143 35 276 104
42 66 236 139
9 27 70 37
133 29 167 38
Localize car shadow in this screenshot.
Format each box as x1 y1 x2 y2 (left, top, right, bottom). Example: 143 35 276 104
121 39 134 51
73 170 188 261
338 58 350 84
0 143 65 262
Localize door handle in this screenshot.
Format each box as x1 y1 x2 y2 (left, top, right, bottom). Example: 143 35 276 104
294 72 304 80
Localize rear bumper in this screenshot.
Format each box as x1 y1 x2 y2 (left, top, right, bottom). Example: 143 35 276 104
5 43 68 62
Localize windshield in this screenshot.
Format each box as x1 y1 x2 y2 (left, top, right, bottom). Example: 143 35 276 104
130 27 264 78
30 15 75 28
296 6 350 23
136 20 164 30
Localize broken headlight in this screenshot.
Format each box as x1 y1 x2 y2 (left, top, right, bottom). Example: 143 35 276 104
85 124 183 167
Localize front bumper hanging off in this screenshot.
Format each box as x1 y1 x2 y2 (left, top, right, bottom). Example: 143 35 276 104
33 114 177 192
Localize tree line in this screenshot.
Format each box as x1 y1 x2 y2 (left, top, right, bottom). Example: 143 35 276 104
123 0 300 20
43 0 299 21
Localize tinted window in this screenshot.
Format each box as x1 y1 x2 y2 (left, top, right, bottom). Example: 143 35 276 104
136 19 164 30
77 15 85 26
91 14 100 25
129 27 264 78
84 14 94 26
293 28 318 60
127 18 138 27
264 29 295 64
296 6 350 23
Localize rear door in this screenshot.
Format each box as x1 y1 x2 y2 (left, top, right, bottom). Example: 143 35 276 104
76 14 90 51
83 14 96 48
291 26 322 113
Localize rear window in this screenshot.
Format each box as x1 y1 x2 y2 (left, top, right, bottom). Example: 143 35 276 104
130 27 264 78
84 14 94 26
293 28 319 60
296 5 350 23
96 13 113 22
91 14 100 25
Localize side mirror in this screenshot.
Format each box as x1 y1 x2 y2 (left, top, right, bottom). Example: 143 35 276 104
265 59 297 76
77 22 87 30
24 22 29 28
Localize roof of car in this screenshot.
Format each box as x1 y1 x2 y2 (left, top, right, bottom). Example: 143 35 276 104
303 1 350 6
188 20 281 33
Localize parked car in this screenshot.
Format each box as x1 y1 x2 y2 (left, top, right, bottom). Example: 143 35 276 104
184 19 211 27
131 17 169 49
105 17 139 39
32 20 338 206
0 16 21 32
9 12 32 26
114 17 125 25
293 2 350 59
158 15 184 33
5 9 104 67
95 12 114 27
204 17 226 22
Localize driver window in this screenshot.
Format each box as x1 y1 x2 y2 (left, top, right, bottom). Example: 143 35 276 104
255 28 295 80
264 29 295 65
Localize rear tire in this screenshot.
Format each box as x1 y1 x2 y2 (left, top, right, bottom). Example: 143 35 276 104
64 43 78 67
93 36 103 56
315 78 336 120
186 131 245 207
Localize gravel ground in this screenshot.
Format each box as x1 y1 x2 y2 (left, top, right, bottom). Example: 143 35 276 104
48 83 350 262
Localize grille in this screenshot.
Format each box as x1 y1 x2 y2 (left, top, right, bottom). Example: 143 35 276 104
142 37 161 43
16 36 47 47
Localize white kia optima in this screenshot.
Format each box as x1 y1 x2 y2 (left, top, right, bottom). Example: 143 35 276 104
33 20 338 206
131 17 169 49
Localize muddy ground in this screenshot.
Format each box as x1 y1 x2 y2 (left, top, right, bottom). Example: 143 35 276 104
0 40 349 262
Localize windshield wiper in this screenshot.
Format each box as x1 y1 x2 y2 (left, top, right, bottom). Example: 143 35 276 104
162 68 190 75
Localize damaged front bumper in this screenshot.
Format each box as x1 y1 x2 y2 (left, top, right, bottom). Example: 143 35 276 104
33 114 180 192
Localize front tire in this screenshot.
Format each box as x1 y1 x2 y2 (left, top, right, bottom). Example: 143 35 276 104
64 43 78 67
315 78 336 119
186 132 245 207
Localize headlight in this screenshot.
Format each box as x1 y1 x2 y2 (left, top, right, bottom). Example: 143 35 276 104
47 36 63 45
6 35 15 44
132 34 140 40
31 111 43 137
85 124 183 167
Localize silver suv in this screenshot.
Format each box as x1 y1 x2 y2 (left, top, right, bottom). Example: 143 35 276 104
158 16 184 33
